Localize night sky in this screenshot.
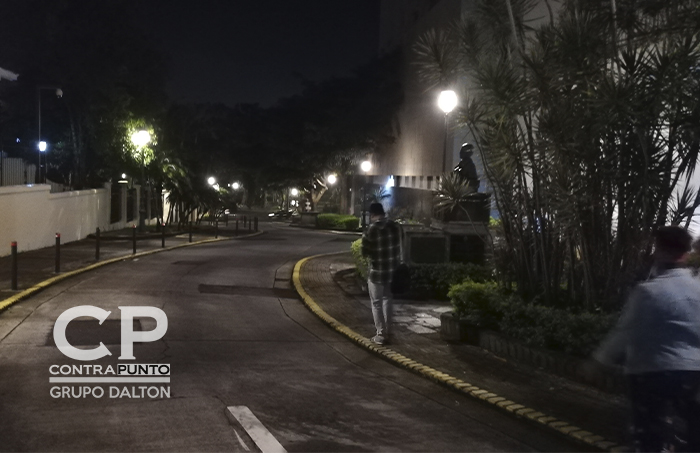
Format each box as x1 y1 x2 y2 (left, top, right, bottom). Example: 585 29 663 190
131 1 381 107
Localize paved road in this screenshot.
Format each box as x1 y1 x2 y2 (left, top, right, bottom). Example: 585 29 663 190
0 225 581 452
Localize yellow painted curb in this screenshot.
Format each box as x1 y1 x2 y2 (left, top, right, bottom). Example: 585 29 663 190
0 230 265 313
292 253 619 452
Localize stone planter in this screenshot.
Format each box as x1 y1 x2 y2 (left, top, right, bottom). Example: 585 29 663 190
439 312 480 345
439 311 626 393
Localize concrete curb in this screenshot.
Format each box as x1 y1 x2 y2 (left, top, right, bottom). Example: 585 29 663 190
0 230 265 313
292 253 621 453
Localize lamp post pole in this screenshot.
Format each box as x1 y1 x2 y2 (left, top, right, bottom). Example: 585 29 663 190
438 90 458 175
360 160 372 231
131 130 151 232
36 86 62 184
442 112 449 173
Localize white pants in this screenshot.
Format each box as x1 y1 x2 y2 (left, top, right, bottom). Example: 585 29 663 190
368 280 393 337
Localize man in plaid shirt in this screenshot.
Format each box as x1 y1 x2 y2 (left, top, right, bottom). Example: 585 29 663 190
362 202 401 345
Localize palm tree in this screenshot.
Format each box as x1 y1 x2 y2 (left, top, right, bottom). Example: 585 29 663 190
414 0 700 310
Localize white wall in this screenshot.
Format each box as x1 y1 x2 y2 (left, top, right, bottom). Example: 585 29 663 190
0 184 126 256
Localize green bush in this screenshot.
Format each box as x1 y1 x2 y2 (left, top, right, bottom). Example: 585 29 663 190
448 280 505 329
409 263 493 300
318 213 359 231
448 281 618 357
499 304 617 357
351 239 369 280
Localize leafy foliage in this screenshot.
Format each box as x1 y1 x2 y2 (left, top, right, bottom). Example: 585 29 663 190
317 214 359 231
449 280 618 357
415 0 700 311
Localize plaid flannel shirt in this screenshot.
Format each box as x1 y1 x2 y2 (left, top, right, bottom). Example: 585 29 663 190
361 218 401 284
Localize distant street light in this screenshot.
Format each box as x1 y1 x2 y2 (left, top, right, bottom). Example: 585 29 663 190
232 182 240 190
291 188 299 197
360 160 372 230
131 130 152 232
36 86 62 183
327 174 337 185
208 176 216 186
438 90 458 173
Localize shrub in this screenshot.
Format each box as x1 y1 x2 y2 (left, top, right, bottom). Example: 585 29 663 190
499 304 617 357
409 263 493 300
318 213 359 231
448 281 618 357
351 239 369 280
340 215 359 231
448 280 505 329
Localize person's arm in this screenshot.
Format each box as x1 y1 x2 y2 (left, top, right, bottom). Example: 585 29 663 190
361 228 373 258
592 286 646 367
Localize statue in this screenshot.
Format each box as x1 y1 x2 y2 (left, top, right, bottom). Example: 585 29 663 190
453 143 480 193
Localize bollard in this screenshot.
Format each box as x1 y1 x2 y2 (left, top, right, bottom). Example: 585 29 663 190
10 241 17 290
254 217 258 232
161 223 165 248
95 228 100 261
235 219 239 236
55 233 61 273
189 222 193 243
215 218 218 238
132 225 136 254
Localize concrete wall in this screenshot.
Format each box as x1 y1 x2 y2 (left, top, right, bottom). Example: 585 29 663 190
0 183 131 256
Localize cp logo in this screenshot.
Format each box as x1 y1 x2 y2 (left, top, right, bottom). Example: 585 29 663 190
53 306 168 361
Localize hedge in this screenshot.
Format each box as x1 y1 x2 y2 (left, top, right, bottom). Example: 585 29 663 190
317 213 359 231
350 239 492 299
350 239 369 280
448 280 617 357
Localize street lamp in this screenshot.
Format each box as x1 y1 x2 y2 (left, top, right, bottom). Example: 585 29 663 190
36 86 62 183
327 174 337 185
360 160 372 230
291 188 299 197
231 182 240 190
131 130 151 231
438 90 458 174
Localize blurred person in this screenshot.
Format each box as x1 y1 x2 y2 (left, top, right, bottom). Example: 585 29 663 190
361 202 401 345
594 226 700 452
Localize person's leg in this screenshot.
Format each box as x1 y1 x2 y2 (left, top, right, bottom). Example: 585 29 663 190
382 286 393 340
629 373 671 452
673 371 700 452
368 280 387 339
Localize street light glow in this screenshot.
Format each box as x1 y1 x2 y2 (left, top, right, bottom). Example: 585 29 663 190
361 161 372 173
291 188 299 196
208 176 216 186
438 90 458 114
38 141 47 152
130 130 151 147
232 182 240 190
327 174 337 185
122 173 127 179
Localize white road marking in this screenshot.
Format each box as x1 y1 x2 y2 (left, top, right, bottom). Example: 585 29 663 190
233 429 251 452
226 406 286 453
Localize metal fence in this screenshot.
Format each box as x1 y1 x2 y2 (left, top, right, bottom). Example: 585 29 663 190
0 154 36 186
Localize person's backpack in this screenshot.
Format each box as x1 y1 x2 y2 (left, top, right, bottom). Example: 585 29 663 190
391 263 410 294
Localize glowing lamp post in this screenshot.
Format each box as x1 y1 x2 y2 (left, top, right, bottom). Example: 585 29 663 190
131 130 151 231
438 90 458 173
360 160 372 230
36 86 62 183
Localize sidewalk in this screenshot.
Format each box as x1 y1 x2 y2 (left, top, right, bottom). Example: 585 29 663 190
0 223 261 301
296 252 631 451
